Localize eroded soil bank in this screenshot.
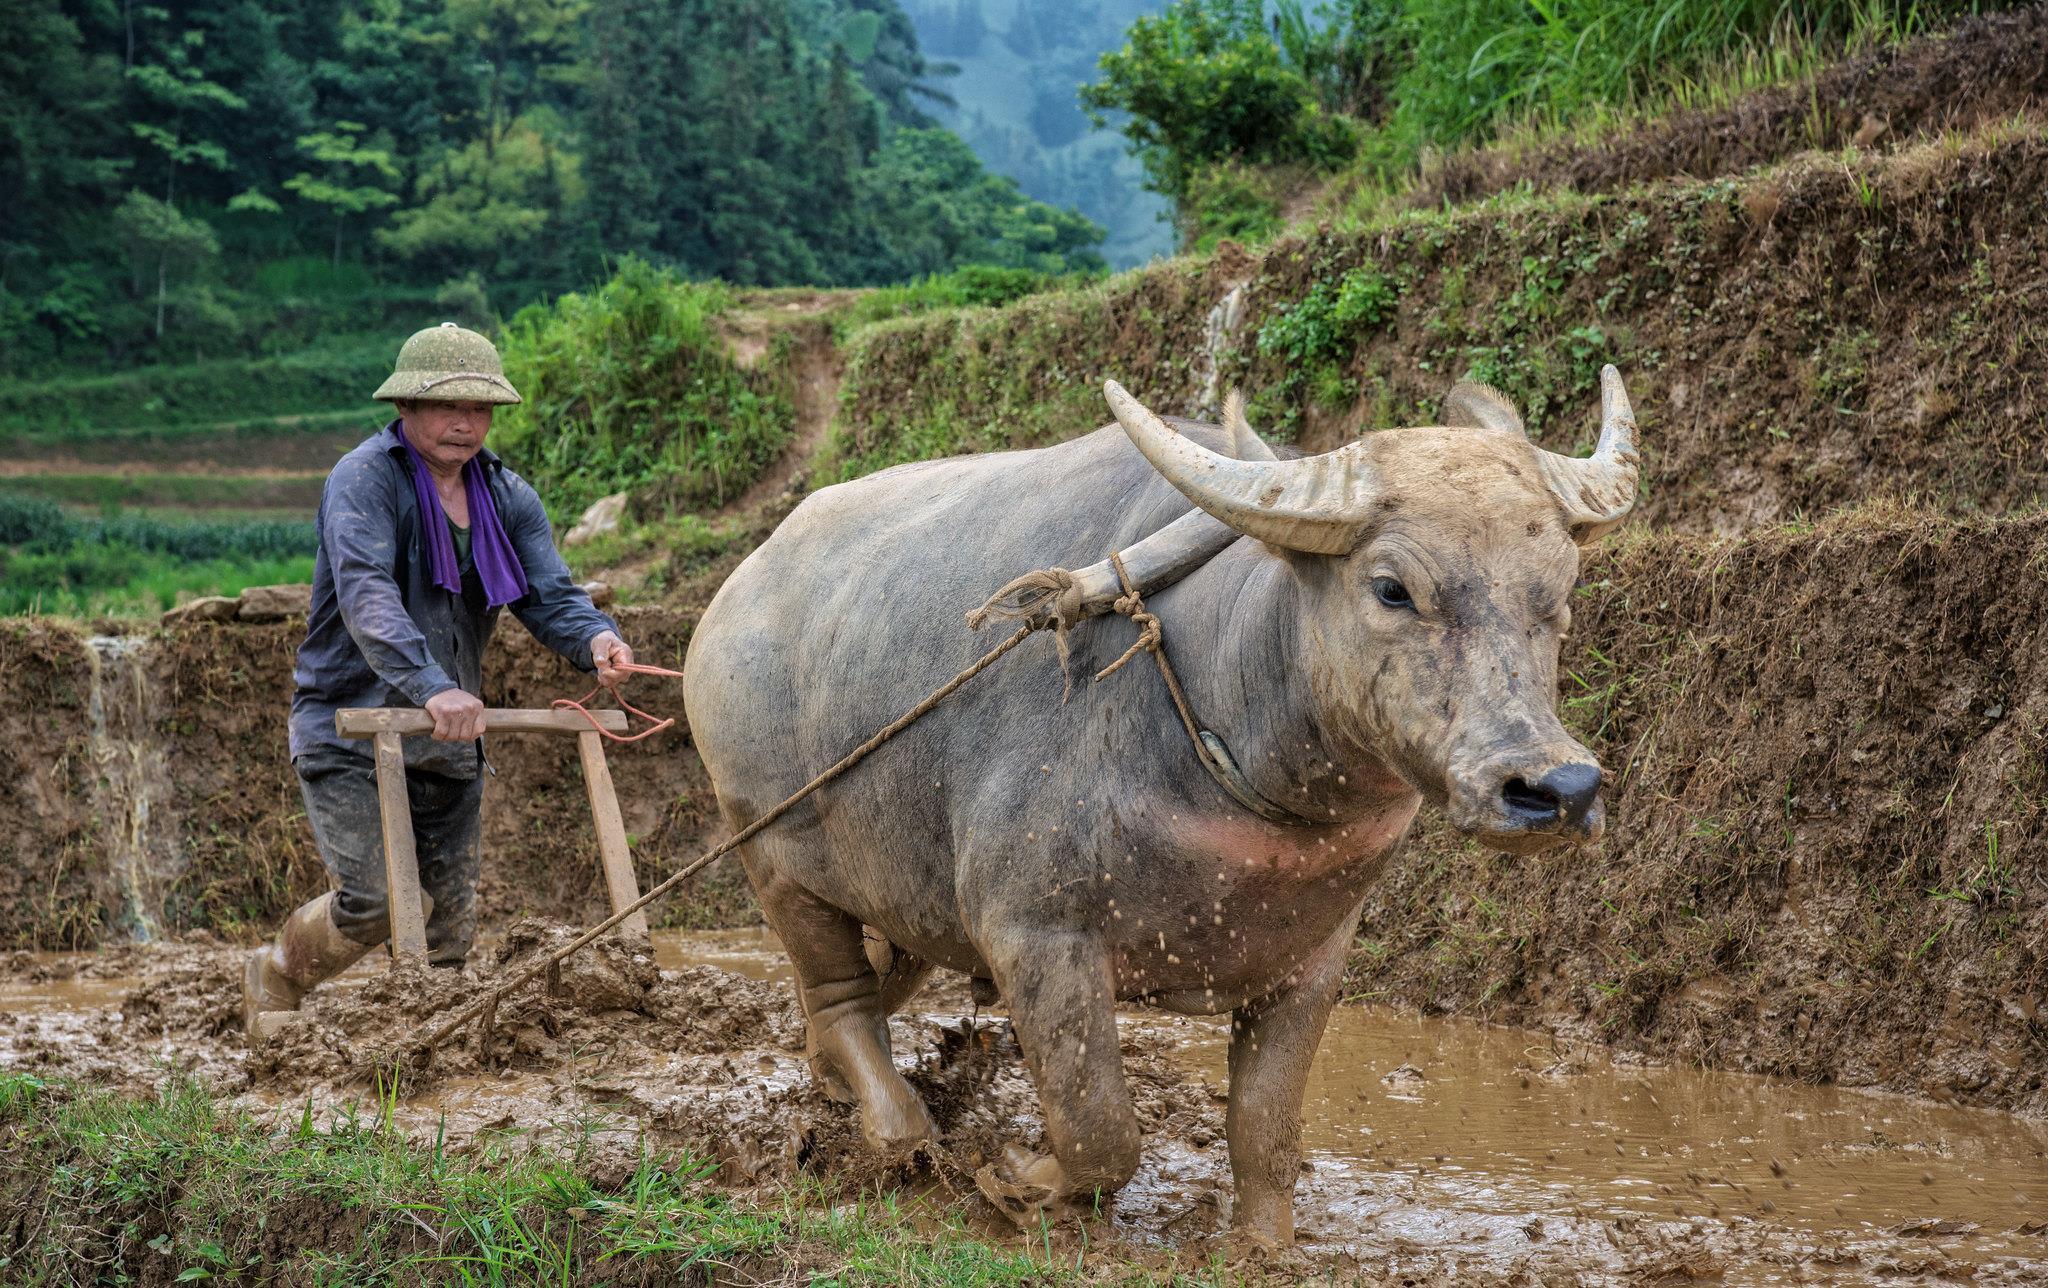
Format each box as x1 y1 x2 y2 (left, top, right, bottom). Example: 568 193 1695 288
3 927 2045 1284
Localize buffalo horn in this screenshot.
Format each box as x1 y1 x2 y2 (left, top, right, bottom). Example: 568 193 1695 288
1103 380 1377 555
1532 364 1640 541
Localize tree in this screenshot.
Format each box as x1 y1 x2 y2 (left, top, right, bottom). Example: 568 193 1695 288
442 0 588 154
857 129 1104 280
112 191 218 339
1080 0 1356 206
378 114 583 280
283 123 401 266
125 27 246 205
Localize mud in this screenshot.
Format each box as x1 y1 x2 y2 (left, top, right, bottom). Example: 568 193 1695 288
4 926 2044 1283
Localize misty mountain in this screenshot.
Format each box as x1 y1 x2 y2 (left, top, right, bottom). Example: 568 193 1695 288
900 0 1175 268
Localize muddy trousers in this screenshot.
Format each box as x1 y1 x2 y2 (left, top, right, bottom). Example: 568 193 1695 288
293 746 485 965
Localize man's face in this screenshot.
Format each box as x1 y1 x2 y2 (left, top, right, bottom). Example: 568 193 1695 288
399 401 494 472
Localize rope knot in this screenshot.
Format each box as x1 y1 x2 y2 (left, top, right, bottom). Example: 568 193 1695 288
967 567 1084 699
965 566 1082 634
1095 601 1159 681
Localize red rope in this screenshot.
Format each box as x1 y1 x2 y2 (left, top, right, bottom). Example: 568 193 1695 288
551 660 687 743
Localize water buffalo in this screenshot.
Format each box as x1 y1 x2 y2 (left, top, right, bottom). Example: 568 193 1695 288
682 367 1640 1243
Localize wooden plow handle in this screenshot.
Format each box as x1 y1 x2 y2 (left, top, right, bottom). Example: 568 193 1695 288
337 707 628 737
334 706 650 961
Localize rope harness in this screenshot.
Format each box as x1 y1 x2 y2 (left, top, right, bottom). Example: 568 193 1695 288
553 660 687 743
399 551 1299 1065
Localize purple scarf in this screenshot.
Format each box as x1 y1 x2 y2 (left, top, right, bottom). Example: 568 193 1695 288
395 425 529 607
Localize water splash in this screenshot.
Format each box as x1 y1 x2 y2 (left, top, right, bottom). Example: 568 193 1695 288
1192 285 1248 421
84 635 173 939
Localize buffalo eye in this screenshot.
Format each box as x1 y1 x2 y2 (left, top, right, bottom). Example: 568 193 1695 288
1372 576 1413 610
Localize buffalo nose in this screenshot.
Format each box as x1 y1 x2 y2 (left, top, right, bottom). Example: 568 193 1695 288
1500 762 1603 828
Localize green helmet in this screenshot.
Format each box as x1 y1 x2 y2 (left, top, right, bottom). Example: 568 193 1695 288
372 322 523 405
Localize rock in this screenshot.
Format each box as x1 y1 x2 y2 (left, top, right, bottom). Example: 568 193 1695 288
579 580 616 608
162 596 240 626
236 583 313 623
564 492 628 546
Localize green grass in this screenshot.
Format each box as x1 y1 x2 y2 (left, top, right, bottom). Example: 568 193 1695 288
0 491 318 616
1395 0 1943 147
0 1074 1184 1285
0 549 317 617
827 264 1102 337
0 472 326 512
1326 0 1992 212
559 510 763 605
1 335 392 439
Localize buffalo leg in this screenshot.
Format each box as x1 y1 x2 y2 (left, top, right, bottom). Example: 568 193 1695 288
804 940 935 1104
1223 912 1353 1245
754 869 935 1151
991 934 1141 1205
865 932 936 1015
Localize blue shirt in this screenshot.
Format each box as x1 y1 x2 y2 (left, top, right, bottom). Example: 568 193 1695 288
289 422 619 777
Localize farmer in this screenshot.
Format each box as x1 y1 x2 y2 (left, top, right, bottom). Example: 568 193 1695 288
242 322 633 1036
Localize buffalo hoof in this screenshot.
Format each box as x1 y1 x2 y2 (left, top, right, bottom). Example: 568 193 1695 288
802 1035 857 1105
859 1093 937 1155
1226 1194 1295 1250
974 1144 1071 1228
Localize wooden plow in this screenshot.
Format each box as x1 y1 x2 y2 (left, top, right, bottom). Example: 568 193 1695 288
335 706 649 965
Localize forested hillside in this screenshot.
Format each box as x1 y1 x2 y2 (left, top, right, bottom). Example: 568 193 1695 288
2 0 1104 377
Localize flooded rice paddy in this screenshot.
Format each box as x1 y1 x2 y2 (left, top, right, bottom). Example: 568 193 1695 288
3 927 2043 1284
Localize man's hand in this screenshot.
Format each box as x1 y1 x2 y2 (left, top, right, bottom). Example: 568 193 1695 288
424 688 488 742
591 630 634 688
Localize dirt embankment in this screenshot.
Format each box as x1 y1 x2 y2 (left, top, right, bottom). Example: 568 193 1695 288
8 508 2041 1112
838 120 2048 537
0 624 108 947
0 608 752 951
1359 506 2048 1113
1407 4 2048 211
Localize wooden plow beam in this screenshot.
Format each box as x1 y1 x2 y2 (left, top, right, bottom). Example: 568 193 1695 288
336 707 648 964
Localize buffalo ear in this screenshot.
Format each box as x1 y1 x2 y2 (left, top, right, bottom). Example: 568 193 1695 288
1442 380 1525 436
1221 389 1280 462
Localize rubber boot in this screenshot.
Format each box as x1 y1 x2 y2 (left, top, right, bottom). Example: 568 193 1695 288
242 891 430 1041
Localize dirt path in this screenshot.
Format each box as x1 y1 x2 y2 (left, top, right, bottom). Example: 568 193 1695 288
730 323 844 514
5 927 2044 1285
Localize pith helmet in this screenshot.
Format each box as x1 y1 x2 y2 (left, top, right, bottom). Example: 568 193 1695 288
373 322 523 405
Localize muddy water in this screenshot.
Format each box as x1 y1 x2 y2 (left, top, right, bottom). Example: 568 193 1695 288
651 926 792 983
636 930 2048 1280
0 967 132 1013
4 929 2044 1284
1146 1006 2048 1280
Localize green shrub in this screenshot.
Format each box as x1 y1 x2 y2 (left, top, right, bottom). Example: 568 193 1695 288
1081 0 1360 204
1257 265 1399 364
1248 263 1403 426
1182 160 1290 249
833 264 1093 332
493 258 794 521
